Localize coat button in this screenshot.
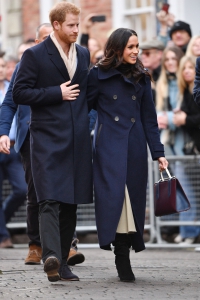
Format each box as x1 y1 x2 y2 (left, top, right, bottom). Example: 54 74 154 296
132 95 136 100
131 118 135 123
27 121 30 124
114 116 119 121
113 95 117 100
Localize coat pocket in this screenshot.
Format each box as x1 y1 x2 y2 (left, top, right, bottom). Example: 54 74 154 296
95 124 103 146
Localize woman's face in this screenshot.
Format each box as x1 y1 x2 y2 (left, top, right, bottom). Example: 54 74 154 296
122 35 139 64
192 37 200 57
164 50 178 73
182 61 195 84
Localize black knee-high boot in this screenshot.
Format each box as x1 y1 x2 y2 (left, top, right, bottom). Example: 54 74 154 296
113 233 135 282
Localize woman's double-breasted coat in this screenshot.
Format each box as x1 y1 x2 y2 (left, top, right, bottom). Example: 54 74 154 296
87 66 164 252
13 37 93 205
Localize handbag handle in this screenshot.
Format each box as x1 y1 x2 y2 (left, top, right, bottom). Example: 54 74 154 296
160 168 172 181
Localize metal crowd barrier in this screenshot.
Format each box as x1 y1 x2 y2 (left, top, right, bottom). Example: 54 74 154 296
3 155 200 248
153 155 200 247
4 184 97 232
4 158 154 236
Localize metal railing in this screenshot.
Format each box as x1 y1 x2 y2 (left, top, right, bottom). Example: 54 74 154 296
153 155 200 246
3 154 200 248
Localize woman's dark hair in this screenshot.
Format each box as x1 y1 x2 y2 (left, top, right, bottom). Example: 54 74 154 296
98 28 151 81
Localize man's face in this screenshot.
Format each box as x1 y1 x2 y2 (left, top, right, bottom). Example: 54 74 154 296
54 13 79 45
171 30 191 47
6 60 17 81
140 49 163 70
0 57 6 81
18 43 35 60
36 26 53 44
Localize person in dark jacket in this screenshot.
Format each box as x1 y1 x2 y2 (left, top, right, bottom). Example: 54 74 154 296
0 23 85 266
193 57 200 106
87 28 168 282
139 39 165 103
12 2 93 282
0 25 51 260
173 55 200 244
156 7 192 54
176 56 200 153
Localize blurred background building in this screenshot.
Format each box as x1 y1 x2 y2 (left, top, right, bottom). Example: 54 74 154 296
0 0 199 62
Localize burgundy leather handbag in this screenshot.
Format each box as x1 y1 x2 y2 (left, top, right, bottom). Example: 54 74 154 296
154 168 191 217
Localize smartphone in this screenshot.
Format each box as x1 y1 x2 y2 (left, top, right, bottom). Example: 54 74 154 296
162 3 170 14
91 15 106 22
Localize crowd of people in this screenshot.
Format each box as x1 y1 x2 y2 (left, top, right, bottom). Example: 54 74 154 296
0 1 199 284
139 9 200 245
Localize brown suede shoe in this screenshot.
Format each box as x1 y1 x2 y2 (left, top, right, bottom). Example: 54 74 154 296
44 256 60 282
0 238 13 248
25 244 42 265
67 247 85 266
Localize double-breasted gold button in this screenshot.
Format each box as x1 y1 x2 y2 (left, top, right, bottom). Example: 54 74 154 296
132 95 136 100
131 118 135 123
113 95 117 100
114 116 119 121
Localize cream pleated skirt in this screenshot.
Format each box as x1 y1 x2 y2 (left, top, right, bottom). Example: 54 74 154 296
116 185 136 234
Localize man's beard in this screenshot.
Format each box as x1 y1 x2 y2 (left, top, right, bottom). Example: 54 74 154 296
58 30 77 45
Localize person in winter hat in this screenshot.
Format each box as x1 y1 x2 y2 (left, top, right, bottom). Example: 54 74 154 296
169 21 192 51
156 6 192 54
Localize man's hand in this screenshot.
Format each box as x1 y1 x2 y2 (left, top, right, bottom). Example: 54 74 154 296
0 135 10 154
156 10 175 27
60 80 80 101
173 110 187 126
156 10 175 37
82 13 98 34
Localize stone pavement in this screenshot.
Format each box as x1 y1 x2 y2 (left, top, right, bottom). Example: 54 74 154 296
0 247 200 300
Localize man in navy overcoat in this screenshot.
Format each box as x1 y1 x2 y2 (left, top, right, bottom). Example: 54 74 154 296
0 23 86 267
13 2 93 282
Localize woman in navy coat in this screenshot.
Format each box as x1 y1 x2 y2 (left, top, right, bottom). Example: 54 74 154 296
87 28 168 282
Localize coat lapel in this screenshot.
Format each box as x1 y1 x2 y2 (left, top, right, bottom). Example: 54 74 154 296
71 45 88 84
44 37 88 83
97 66 143 92
44 36 70 81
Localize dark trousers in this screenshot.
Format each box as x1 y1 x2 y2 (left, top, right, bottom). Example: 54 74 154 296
0 147 27 242
39 200 77 263
20 132 78 248
20 133 40 247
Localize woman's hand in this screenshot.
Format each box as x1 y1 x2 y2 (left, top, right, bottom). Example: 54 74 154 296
173 110 187 126
157 112 168 129
158 157 168 172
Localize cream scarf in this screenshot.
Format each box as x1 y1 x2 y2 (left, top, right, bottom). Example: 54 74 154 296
50 31 77 80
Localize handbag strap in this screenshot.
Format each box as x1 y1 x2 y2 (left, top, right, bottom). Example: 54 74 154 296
160 168 172 181
156 175 172 199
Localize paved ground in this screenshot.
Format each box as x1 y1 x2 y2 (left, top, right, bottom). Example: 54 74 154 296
0 247 200 300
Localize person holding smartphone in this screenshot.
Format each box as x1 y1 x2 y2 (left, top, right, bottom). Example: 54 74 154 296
80 13 105 58
156 4 192 53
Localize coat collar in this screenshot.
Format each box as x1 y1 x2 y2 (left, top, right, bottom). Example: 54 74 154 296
96 65 146 92
44 36 86 83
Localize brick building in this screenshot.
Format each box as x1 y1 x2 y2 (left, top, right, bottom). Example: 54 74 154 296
0 0 158 57
0 0 113 56
0 0 199 57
